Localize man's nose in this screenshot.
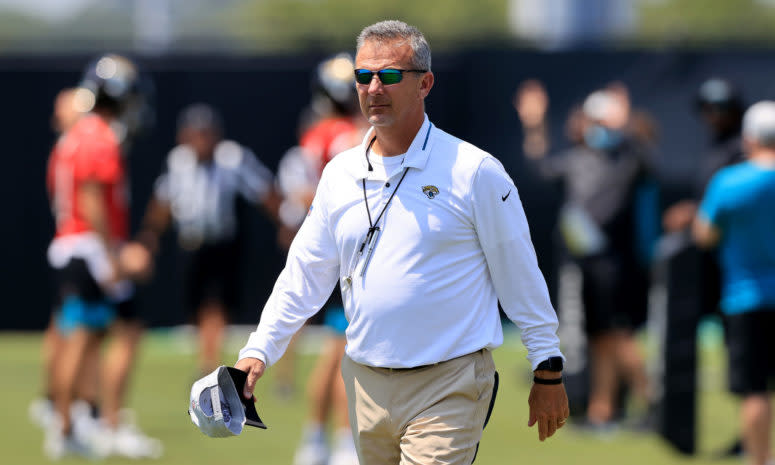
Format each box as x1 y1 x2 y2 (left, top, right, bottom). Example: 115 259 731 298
368 75 384 93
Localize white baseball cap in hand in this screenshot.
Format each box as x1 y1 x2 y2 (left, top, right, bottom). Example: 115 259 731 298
189 366 248 437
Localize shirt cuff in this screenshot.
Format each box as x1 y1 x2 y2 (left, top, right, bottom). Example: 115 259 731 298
238 347 268 366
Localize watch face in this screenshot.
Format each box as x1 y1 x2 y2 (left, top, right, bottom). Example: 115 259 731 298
549 356 563 371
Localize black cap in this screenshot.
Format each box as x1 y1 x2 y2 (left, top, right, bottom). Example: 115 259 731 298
695 77 743 113
225 367 267 429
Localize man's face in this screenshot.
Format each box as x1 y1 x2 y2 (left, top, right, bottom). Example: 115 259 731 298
52 89 82 133
179 126 218 161
354 38 432 128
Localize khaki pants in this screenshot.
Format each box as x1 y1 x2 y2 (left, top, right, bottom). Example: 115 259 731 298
341 350 496 465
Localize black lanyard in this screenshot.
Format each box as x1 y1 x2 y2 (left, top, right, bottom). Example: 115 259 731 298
359 123 432 252
361 137 410 246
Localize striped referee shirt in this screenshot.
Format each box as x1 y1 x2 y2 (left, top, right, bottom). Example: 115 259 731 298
154 140 273 246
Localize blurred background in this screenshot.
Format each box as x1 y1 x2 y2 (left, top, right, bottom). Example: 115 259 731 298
2 0 775 464
6 0 775 328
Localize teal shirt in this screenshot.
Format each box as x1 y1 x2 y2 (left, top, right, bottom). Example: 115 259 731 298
698 161 775 314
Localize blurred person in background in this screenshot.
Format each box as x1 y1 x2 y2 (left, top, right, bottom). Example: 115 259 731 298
660 78 744 300
32 87 84 431
35 88 126 441
138 103 280 375
515 80 657 430
85 55 162 461
656 77 746 456
33 73 161 461
80 54 161 460
275 52 364 465
31 88 97 439
659 77 744 322
42 54 157 459
663 78 744 237
692 100 775 465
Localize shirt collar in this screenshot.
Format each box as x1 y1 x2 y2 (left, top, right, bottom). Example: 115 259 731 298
356 114 434 180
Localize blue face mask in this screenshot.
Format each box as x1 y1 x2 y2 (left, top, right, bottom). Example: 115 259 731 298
584 125 623 151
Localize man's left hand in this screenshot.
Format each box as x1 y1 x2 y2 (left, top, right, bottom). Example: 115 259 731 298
527 377 569 441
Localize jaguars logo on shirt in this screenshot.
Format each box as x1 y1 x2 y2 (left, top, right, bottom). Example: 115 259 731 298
422 185 439 199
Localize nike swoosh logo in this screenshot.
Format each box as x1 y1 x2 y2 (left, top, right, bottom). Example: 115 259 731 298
501 190 511 202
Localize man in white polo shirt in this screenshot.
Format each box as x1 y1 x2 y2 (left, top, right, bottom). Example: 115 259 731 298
236 20 568 464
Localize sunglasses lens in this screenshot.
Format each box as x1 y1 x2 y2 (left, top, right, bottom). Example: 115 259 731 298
354 70 373 85
379 70 402 85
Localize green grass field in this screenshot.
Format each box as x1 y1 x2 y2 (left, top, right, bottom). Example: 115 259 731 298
0 326 764 465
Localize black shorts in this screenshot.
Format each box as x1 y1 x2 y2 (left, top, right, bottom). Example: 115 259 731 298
725 310 775 395
115 295 140 321
53 257 105 305
52 258 115 333
183 240 240 316
578 253 647 336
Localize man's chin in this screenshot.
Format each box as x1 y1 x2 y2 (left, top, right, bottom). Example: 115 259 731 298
368 115 393 127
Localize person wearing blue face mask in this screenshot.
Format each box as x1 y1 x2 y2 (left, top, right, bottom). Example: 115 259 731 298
583 122 623 152
515 83 658 431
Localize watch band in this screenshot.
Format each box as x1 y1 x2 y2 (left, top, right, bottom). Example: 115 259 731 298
533 376 563 385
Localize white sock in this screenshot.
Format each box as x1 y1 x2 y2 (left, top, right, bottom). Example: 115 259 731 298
303 423 325 444
334 428 355 449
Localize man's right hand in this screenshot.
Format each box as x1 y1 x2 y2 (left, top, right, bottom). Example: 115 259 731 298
234 357 266 400
118 241 153 281
662 200 697 232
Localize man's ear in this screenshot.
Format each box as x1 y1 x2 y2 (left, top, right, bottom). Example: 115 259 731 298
742 136 755 158
418 71 434 99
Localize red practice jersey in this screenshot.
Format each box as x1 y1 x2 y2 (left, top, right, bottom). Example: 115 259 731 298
47 114 128 241
299 116 360 175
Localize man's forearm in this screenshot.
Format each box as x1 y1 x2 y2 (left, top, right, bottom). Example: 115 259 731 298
136 198 171 254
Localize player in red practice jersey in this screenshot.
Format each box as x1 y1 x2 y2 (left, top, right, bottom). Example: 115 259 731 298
301 116 361 174
32 88 85 434
48 113 128 246
43 55 153 460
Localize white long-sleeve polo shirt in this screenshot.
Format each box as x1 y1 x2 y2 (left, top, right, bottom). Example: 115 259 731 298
239 115 563 370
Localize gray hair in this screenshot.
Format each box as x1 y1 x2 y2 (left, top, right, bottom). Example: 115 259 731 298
356 20 431 71
743 100 775 148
